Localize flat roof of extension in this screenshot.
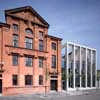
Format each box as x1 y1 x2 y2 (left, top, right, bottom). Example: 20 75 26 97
63 41 96 51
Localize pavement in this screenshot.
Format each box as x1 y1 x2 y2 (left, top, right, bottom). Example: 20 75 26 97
0 89 100 100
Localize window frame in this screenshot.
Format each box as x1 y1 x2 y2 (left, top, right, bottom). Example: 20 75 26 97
39 40 44 51
25 37 33 49
39 57 44 68
39 75 43 85
13 24 19 32
25 56 33 67
52 42 56 50
12 54 19 66
13 34 18 47
12 75 18 86
25 75 33 85
52 55 56 68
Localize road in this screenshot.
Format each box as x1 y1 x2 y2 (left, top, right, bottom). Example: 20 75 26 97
0 93 100 100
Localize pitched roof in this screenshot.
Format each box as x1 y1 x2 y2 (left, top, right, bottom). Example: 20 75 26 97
5 6 49 28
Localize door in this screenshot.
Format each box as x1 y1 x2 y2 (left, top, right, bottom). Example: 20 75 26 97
0 80 2 93
50 80 57 91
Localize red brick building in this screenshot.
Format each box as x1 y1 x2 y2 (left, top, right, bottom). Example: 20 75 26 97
0 6 62 96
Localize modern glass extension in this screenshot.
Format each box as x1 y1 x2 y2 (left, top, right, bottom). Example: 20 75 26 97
62 42 97 90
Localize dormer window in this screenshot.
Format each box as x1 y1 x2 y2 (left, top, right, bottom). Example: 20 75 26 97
25 28 33 34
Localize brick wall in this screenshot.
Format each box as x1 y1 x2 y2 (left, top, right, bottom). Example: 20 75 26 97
0 6 62 95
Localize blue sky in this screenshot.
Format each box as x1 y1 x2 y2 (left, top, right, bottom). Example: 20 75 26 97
0 0 100 69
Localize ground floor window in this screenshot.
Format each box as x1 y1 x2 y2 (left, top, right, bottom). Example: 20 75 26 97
25 75 33 85
0 79 2 93
39 75 43 85
12 75 18 85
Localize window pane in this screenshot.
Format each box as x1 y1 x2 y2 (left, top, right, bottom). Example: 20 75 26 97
52 43 56 50
39 58 43 68
12 75 18 85
25 56 33 66
13 24 18 31
25 38 32 43
92 51 96 87
39 75 43 85
75 46 80 87
87 49 91 87
25 75 33 85
25 38 33 49
52 55 56 68
13 35 18 47
68 44 74 88
39 40 44 51
81 48 86 87
12 54 18 66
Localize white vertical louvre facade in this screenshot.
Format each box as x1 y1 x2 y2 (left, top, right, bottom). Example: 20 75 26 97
62 42 97 90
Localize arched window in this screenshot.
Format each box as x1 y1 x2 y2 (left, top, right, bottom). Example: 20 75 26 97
25 28 33 34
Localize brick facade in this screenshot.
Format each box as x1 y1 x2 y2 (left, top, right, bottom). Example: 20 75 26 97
0 6 62 96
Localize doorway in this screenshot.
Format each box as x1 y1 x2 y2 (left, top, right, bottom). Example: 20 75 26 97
0 79 2 93
50 80 57 91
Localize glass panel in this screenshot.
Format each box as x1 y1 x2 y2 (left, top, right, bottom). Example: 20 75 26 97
39 58 43 68
75 46 80 87
13 75 18 85
68 44 74 88
25 75 33 85
62 47 66 90
81 48 86 87
25 38 33 49
12 55 18 66
25 57 33 66
13 35 18 47
87 49 91 87
52 55 56 68
62 47 66 68
39 40 44 51
13 24 18 32
52 43 56 50
26 38 32 43
39 75 43 85
92 50 96 87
